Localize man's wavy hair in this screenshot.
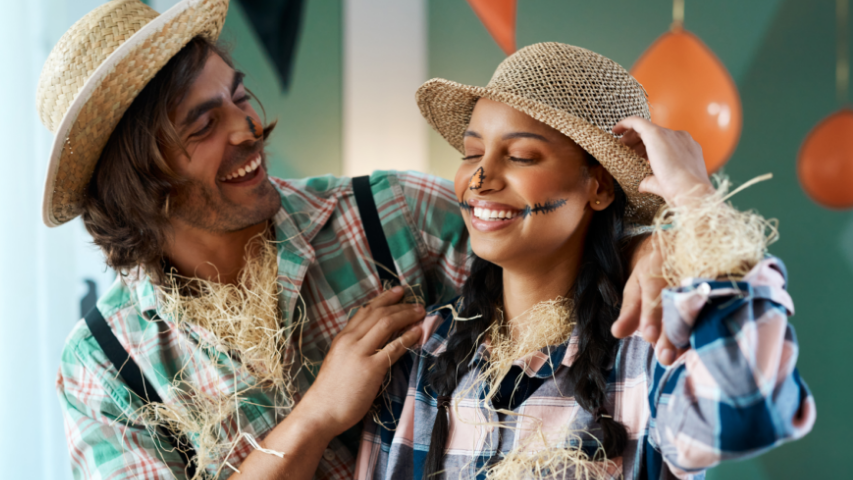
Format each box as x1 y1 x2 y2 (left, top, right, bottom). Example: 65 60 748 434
82 36 275 284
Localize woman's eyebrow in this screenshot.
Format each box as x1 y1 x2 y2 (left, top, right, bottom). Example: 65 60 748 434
463 130 482 138
502 132 549 142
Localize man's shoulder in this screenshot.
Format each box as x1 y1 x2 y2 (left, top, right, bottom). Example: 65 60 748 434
61 275 143 368
269 171 454 201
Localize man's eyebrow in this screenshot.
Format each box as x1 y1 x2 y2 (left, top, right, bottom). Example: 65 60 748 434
181 98 222 128
463 130 482 138
180 71 246 128
502 132 549 142
231 70 245 95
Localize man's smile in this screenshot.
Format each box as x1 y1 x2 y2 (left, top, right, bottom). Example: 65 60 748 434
219 152 263 183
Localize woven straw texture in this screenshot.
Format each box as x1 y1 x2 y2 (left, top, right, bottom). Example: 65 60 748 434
416 42 664 224
36 0 229 226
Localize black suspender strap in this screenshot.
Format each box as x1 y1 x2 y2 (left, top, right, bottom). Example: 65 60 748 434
352 175 401 286
84 307 198 479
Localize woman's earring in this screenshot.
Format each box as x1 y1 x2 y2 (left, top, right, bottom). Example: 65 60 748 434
595 200 601 205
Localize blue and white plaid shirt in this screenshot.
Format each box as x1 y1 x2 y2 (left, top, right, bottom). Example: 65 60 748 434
356 257 816 479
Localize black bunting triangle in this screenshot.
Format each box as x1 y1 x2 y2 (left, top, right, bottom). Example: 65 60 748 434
236 0 306 92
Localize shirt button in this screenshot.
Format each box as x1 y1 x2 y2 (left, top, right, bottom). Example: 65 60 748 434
323 448 335 461
697 282 711 295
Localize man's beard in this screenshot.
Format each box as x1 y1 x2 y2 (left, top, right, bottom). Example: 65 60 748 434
170 169 280 233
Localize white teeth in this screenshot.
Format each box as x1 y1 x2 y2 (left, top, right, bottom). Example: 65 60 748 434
472 207 517 221
220 154 262 182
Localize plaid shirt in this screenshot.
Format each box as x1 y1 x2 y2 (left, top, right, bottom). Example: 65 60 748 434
356 257 816 479
57 171 470 479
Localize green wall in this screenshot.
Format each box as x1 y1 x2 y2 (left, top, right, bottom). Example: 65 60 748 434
222 0 343 179
429 0 850 478
223 0 850 477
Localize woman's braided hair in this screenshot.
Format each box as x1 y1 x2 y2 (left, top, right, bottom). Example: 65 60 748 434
423 154 629 477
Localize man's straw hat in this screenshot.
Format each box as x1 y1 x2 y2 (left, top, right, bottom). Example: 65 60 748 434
36 0 229 227
416 42 664 224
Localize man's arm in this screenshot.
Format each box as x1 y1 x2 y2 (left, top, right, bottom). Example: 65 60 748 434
215 287 424 480
60 288 424 480
393 171 471 303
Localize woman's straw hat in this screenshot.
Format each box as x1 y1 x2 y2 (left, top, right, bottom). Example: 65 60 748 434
36 0 229 227
416 42 664 224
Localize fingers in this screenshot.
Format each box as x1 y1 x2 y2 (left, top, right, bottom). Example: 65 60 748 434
639 267 666 345
618 128 648 159
638 175 663 197
654 331 678 366
375 325 423 365
348 303 416 337
612 116 655 136
366 286 406 309
612 272 642 339
346 286 406 330
360 304 425 352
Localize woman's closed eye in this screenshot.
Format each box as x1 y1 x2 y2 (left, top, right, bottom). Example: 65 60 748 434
509 156 535 164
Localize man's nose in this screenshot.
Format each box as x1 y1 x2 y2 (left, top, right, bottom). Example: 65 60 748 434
228 110 262 145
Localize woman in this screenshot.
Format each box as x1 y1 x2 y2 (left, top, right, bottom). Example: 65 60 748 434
356 43 814 479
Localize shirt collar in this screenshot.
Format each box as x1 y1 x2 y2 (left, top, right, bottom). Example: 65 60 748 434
424 300 578 379
128 177 340 323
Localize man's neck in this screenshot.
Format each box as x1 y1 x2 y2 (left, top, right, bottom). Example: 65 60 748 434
165 220 270 285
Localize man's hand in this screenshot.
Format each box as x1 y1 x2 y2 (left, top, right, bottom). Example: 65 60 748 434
613 235 683 365
230 286 423 480
296 286 424 441
613 117 714 206
611 118 712 366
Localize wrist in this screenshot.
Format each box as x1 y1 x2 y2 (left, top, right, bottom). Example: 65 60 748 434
670 182 715 208
288 393 341 445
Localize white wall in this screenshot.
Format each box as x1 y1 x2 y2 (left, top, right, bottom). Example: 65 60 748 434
343 0 428 176
0 1 114 479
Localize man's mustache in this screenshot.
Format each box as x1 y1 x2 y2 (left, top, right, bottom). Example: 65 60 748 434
218 140 264 176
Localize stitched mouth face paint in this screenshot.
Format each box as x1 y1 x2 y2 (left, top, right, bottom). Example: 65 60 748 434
468 167 486 190
458 200 472 211
246 116 262 139
521 199 567 218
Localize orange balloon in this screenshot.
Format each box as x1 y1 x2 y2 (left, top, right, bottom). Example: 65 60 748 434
467 0 516 55
797 108 853 209
631 27 742 173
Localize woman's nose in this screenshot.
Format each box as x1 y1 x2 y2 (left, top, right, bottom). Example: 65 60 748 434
475 157 504 194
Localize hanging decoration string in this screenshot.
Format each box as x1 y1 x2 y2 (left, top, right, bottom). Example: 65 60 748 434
672 0 685 30
838 0 849 104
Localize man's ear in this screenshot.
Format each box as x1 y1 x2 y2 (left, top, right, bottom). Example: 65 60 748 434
589 165 616 211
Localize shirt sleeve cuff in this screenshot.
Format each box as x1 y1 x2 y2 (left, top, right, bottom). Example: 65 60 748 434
661 256 794 349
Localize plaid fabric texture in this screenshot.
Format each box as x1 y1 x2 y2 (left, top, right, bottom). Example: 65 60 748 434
356 257 816 480
57 171 470 479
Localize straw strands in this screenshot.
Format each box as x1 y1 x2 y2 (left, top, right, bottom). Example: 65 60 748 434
131 237 305 478
653 173 778 286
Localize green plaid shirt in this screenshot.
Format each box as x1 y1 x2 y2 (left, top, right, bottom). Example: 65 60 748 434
57 171 470 479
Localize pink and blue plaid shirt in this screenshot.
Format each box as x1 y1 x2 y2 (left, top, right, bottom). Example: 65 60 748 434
356 257 816 479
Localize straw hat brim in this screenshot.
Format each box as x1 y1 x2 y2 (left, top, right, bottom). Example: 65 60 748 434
416 78 663 225
42 0 228 227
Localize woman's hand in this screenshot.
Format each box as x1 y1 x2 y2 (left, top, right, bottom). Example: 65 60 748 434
295 286 424 441
613 117 714 206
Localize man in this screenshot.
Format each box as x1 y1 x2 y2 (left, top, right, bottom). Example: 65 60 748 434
40 1 675 478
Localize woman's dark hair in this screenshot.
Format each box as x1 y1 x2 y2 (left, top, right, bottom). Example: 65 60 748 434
82 36 275 284
423 154 629 477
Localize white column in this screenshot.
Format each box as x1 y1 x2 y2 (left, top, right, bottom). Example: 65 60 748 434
0 1 114 479
343 0 428 176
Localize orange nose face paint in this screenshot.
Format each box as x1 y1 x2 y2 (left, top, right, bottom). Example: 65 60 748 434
468 166 486 190
246 116 262 139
